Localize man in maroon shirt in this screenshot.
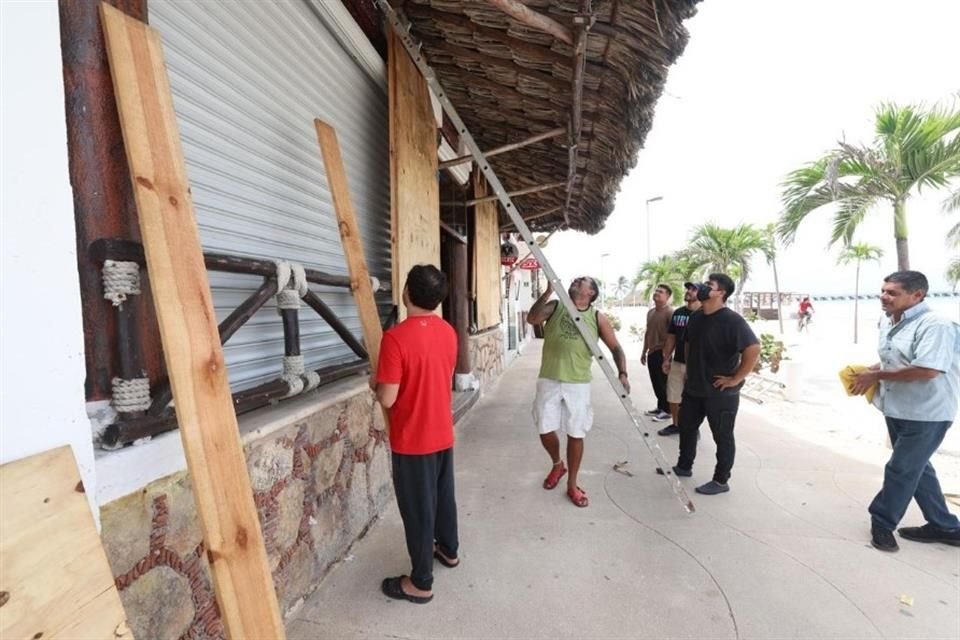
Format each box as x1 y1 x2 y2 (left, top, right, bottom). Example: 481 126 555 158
374 265 459 605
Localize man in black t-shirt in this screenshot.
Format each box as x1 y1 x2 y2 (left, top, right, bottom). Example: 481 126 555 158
657 282 701 436
658 273 760 495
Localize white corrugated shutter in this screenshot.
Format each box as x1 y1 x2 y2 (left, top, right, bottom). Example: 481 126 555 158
150 0 390 391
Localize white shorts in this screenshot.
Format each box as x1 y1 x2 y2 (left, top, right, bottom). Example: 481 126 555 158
532 378 593 438
667 363 686 405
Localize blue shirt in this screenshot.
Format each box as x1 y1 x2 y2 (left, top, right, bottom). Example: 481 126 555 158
873 302 960 422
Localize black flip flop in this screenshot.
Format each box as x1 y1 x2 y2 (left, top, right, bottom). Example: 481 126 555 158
433 547 460 568
381 576 433 604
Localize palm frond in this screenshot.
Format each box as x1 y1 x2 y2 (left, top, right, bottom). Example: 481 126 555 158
829 194 880 246
942 188 960 214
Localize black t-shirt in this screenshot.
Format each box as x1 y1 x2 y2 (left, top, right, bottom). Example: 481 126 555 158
684 307 759 397
668 306 695 364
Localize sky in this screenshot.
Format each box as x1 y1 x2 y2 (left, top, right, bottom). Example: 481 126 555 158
540 0 960 297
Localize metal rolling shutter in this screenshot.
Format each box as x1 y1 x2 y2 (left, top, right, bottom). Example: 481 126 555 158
150 0 390 391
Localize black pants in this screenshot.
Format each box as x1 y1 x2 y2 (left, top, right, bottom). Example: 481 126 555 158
391 448 459 591
646 349 669 413
677 392 740 483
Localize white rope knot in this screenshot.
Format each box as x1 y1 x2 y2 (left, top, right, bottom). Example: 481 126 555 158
102 260 141 306
281 355 305 397
302 370 321 392
111 376 151 412
274 260 310 311
370 276 381 293
276 288 301 310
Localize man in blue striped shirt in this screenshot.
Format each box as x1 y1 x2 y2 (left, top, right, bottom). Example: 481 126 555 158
852 271 960 552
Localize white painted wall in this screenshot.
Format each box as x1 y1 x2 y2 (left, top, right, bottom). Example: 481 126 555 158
0 2 97 515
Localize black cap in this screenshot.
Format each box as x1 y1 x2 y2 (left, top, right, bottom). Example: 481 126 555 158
683 281 697 290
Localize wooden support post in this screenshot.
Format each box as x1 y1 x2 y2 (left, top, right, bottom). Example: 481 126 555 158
315 119 389 429
448 240 472 375
99 5 285 638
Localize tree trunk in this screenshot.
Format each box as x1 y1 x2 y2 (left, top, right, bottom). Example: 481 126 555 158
771 257 784 335
853 259 860 344
894 199 910 270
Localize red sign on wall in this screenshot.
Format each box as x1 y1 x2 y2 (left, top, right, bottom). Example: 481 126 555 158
517 257 540 270
500 256 518 266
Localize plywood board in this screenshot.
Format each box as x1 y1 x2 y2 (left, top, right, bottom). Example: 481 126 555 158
315 119 390 430
473 172 502 330
99 5 285 638
0 446 133 639
388 29 440 321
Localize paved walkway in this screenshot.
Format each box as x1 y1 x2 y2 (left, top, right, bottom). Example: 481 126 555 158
289 343 960 640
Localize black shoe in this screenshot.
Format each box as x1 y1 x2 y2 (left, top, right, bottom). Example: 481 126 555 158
695 480 730 495
870 525 899 552
898 524 960 547
655 465 692 477
657 424 680 436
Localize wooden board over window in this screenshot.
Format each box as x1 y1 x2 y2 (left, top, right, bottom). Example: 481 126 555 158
388 30 439 320
473 172 501 331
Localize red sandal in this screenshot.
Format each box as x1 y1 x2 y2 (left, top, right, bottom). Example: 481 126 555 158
543 462 567 490
567 486 589 508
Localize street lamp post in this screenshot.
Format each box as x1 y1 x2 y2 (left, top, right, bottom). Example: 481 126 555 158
600 252 610 309
645 196 664 262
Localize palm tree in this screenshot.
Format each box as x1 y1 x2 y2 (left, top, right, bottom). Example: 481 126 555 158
634 255 686 302
836 243 884 344
778 101 960 270
614 275 631 309
761 224 785 334
688 223 769 310
949 257 960 286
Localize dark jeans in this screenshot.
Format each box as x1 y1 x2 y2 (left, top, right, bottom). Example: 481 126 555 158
677 391 739 483
392 448 459 591
869 418 960 532
647 349 669 413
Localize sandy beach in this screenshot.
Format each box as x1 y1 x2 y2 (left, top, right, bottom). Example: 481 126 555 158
608 298 960 494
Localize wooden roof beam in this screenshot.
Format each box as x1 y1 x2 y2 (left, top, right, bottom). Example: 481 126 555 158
485 0 574 46
441 181 566 207
440 127 565 170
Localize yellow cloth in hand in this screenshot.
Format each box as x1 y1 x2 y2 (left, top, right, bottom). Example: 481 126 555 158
838 365 877 403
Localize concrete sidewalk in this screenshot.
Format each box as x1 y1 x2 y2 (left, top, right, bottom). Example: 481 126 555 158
288 343 960 640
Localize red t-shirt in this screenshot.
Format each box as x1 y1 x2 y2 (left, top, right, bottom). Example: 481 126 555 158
376 314 458 455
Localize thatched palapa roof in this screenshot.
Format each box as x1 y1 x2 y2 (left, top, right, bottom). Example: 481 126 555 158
395 0 702 233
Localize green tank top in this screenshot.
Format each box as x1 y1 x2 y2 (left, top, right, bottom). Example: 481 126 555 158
538 303 599 383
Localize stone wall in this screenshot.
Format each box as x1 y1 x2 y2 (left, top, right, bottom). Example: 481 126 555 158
469 327 504 386
99 386 391 640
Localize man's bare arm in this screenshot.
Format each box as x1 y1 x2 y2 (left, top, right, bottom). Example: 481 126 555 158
528 282 558 325
598 312 630 393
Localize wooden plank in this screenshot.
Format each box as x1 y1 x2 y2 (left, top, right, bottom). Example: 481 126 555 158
387 29 441 321
473 172 502 330
0 447 133 640
315 119 390 429
98 5 285 639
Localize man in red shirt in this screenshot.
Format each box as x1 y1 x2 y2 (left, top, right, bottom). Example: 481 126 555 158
374 265 459 605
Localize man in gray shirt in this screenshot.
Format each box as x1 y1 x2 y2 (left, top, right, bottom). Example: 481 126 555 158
852 271 960 552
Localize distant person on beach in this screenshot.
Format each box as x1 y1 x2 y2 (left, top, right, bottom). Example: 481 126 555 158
797 296 814 330
851 270 960 552
657 282 702 436
642 284 674 422
657 273 760 495
528 277 630 508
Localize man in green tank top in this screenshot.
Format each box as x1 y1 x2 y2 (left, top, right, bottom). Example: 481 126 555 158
527 276 630 508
